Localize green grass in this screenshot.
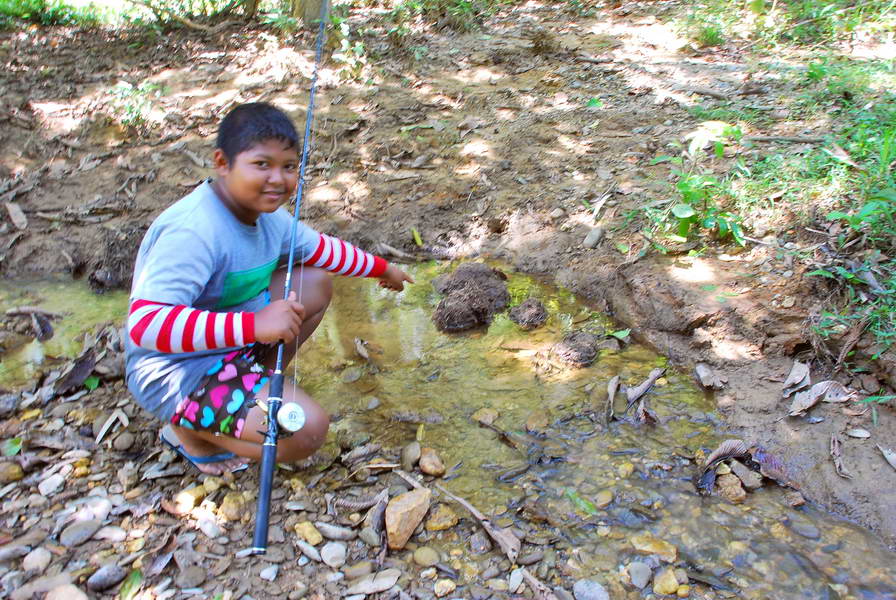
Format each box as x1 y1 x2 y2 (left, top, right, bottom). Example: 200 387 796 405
0 0 105 27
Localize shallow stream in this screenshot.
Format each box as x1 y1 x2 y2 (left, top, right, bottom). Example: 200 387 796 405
1 262 894 599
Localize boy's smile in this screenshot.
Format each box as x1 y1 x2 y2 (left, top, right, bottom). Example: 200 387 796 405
212 138 299 224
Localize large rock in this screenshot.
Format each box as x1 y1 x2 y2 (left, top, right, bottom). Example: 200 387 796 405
385 487 431 549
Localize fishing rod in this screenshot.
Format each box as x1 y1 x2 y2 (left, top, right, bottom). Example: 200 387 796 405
245 0 330 557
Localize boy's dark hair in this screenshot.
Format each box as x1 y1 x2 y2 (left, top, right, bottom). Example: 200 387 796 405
216 102 299 163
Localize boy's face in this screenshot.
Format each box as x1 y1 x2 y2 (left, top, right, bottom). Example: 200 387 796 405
213 139 299 221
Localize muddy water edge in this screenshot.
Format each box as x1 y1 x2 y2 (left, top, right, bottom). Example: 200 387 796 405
1 262 893 599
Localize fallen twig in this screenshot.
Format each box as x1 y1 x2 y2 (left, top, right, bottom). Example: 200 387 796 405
626 368 665 405
6 306 63 318
744 135 826 143
434 483 520 563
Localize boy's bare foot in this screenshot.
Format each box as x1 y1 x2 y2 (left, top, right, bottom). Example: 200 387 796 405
163 425 249 475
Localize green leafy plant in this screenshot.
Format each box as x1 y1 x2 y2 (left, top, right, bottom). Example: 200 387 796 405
109 80 166 130
646 122 745 246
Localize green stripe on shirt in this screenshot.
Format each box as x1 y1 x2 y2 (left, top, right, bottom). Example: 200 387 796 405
217 258 278 308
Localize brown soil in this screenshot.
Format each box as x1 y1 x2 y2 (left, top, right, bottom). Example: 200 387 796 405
432 262 510 332
509 298 548 330
1 2 894 548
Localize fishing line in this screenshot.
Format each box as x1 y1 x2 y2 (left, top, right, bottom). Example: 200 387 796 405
245 0 330 557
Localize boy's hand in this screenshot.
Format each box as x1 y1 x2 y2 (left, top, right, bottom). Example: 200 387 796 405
379 264 414 292
255 291 305 343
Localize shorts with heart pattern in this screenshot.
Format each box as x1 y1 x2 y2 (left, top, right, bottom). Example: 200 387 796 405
170 344 274 438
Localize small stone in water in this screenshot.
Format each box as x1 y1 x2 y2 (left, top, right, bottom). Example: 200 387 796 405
419 447 446 476
260 565 278 581
426 503 458 531
788 520 820 540
434 578 457 597
627 561 652 589
572 578 610 600
508 568 524 593
653 567 679 595
413 546 440 567
470 530 492 554
594 489 613 509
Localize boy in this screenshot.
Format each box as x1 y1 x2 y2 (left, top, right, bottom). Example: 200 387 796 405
126 102 413 475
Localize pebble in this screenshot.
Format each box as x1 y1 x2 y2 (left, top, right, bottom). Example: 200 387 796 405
176 565 206 588
315 522 357 541
198 519 223 539
260 565 279 581
414 546 440 567
594 489 613 509
573 579 610 600
38 474 65 496
518 550 543 565
434 578 457 597
402 441 421 471
22 547 52 573
583 227 604 248
321 541 347 568
549 207 566 220
46 585 88 600
95 526 127 542
628 561 652 589
789 521 821 540
296 522 323 545
295 540 322 561
653 567 679 595
470 530 492 554
113 431 135 451
358 527 380 547
60 519 102 547
87 564 128 591
0 462 24 483
342 560 374 580
289 582 309 599
508 568 524 593
365 396 381 410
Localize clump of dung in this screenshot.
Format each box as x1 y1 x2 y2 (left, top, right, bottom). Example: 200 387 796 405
509 298 548 331
551 331 600 367
432 263 510 333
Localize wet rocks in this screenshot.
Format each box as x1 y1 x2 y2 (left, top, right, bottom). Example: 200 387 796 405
572 578 610 600
434 578 457 597
653 567 679 595
627 561 652 589
401 441 421 471
716 473 747 503
509 298 548 330
419 447 445 476
385 487 432 549
630 532 677 563
413 546 440 566
426 503 458 531
551 331 601 367
432 263 510 332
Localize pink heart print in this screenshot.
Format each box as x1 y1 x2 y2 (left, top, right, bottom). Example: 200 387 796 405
224 350 240 361
210 385 229 409
182 401 200 422
234 417 245 438
242 373 260 392
217 363 238 382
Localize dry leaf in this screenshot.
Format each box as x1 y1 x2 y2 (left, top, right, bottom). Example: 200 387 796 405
4 202 27 230
782 361 810 397
830 435 852 479
79 154 101 171
788 381 856 416
824 143 864 170
877 445 896 472
845 428 871 439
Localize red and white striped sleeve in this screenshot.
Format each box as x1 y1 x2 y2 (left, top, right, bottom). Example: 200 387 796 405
127 299 255 353
302 234 388 278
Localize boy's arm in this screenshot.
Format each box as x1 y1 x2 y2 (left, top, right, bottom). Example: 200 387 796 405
302 232 388 278
127 300 255 353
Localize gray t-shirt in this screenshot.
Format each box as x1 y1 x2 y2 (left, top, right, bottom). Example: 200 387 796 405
125 181 321 421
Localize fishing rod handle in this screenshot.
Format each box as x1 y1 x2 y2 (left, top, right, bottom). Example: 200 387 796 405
250 372 284 554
